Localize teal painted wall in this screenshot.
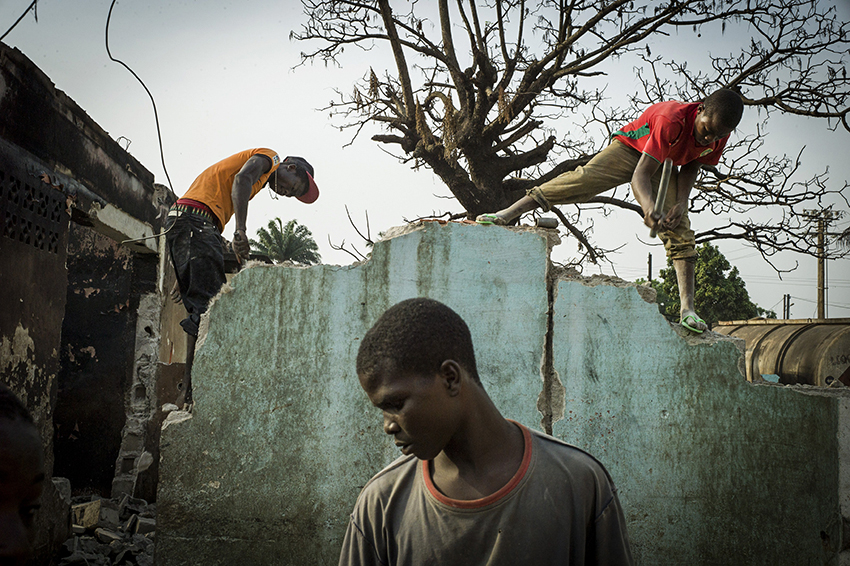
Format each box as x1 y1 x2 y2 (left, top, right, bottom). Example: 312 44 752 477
551 279 840 565
156 222 842 565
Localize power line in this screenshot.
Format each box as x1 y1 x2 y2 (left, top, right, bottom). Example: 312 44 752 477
790 295 849 310
1 0 37 42
105 0 173 192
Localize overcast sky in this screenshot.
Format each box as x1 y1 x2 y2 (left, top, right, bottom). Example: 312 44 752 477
1 0 847 318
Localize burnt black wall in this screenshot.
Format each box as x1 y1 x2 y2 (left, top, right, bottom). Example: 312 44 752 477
0 43 158 227
0 144 70 470
54 224 157 495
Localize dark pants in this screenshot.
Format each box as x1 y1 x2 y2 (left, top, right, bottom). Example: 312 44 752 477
165 213 226 337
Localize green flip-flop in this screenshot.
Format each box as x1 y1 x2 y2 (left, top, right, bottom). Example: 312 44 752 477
476 213 506 226
681 314 706 334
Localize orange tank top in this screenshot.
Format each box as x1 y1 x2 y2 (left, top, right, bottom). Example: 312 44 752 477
181 148 280 229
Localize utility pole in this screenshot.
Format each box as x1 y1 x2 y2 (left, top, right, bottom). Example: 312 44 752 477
803 209 841 319
818 216 825 319
783 294 793 319
647 253 652 282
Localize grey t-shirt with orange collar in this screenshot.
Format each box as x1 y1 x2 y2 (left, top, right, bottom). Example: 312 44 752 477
339 422 633 565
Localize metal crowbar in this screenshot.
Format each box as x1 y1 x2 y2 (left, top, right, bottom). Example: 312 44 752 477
649 158 674 239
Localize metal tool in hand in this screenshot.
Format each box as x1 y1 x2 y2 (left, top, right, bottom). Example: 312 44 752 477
649 158 674 239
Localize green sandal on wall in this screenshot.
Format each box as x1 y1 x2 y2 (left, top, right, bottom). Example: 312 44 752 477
681 314 706 334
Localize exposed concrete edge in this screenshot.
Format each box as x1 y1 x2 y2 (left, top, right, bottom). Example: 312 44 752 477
537 258 566 434
553 268 657 304
90 202 158 253
162 409 193 431
380 221 562 251
195 281 233 352
768 383 850 398
552 269 750 381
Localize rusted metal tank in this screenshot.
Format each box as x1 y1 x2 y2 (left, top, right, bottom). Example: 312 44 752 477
714 318 850 386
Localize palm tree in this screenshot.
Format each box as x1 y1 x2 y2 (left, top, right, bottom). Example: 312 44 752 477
250 218 321 265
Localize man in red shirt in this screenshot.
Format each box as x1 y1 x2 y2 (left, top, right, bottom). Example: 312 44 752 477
477 89 744 333
166 149 319 408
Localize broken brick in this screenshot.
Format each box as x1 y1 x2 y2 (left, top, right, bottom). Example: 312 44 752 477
71 500 102 529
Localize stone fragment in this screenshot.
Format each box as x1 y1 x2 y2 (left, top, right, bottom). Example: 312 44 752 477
134 516 156 535
162 409 192 431
53 477 72 504
76 535 112 559
94 528 123 544
108 539 125 556
136 450 154 472
71 500 101 529
61 498 156 566
97 500 120 529
58 551 110 566
122 514 137 532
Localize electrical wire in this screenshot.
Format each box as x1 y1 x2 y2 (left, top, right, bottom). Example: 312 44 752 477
105 0 173 193
790 295 849 311
0 0 37 42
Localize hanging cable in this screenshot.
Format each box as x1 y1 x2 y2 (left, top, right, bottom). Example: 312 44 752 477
1 0 38 42
105 0 174 193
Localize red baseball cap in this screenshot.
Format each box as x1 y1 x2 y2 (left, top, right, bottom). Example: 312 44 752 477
283 156 319 204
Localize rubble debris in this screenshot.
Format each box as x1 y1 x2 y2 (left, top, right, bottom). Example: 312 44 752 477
94 528 123 544
71 499 102 530
58 495 155 566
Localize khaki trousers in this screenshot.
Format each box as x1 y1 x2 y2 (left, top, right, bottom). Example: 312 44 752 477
527 140 697 260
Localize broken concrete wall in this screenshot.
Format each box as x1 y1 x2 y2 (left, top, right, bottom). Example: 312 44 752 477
156 222 551 564
157 221 847 565
550 275 841 564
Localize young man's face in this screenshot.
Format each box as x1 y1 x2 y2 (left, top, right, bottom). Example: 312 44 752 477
272 165 308 199
0 419 44 566
359 361 460 461
693 105 734 147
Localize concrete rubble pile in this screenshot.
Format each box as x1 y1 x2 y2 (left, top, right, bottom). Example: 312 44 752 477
57 495 156 566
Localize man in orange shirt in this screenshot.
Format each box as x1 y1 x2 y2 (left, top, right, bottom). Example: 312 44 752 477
165 149 319 408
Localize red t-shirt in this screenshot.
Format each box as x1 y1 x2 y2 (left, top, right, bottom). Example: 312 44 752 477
612 101 727 167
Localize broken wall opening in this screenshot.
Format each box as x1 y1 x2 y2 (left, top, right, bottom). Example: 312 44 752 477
54 223 159 498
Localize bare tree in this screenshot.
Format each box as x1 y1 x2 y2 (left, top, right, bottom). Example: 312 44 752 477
295 0 850 265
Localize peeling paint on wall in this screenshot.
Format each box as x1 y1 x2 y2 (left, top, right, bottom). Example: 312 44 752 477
1 323 36 376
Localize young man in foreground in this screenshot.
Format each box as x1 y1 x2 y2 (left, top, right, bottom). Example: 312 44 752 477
0 384 44 566
341 297 633 565
477 89 744 333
